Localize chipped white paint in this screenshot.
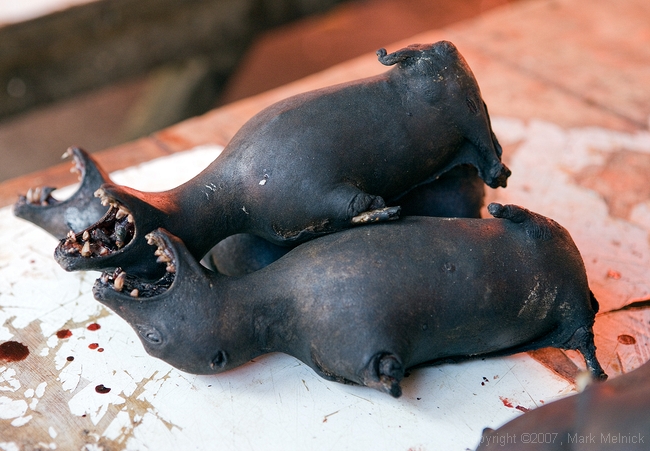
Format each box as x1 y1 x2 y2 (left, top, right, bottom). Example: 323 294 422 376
0 396 28 420
0 120 649 450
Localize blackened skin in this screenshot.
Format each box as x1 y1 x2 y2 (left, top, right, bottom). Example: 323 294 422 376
56 41 510 278
93 203 605 398
13 147 111 238
475 360 649 451
207 164 486 276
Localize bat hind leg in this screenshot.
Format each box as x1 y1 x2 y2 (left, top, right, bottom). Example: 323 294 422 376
565 325 608 382
351 206 401 224
346 191 400 225
361 352 405 398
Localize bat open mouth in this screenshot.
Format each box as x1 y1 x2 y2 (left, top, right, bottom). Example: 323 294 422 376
54 184 178 278
93 230 177 301
95 266 174 300
14 147 111 238
18 148 86 207
59 189 135 259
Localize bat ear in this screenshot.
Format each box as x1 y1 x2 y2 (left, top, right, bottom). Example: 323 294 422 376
376 46 420 66
377 41 459 67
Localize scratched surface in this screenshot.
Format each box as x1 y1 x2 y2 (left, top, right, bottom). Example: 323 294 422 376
1 117 650 450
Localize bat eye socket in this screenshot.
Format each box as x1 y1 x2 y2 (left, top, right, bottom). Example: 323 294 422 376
466 97 478 114
210 350 228 369
136 324 163 345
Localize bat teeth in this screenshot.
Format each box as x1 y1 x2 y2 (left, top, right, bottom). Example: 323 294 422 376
67 230 77 242
114 271 126 292
127 214 134 224
68 246 80 255
154 244 173 264
156 255 171 264
116 207 130 220
166 263 176 274
26 187 42 204
146 234 156 245
61 148 73 159
130 288 139 298
82 230 90 241
94 188 113 207
93 187 122 213
81 241 92 257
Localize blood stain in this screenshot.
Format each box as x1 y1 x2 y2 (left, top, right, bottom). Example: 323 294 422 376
0 341 29 362
95 384 111 394
607 269 621 279
97 348 104 353
56 329 72 339
87 323 101 331
88 343 99 350
500 397 513 408
516 405 530 413
67 356 75 361
617 334 637 345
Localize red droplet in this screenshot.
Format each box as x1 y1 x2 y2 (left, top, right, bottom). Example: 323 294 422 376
516 405 530 413
87 323 101 331
500 397 513 408
56 329 72 339
607 269 621 280
95 384 111 394
97 348 104 353
88 343 99 350
617 334 637 345
0 341 29 362
67 356 75 361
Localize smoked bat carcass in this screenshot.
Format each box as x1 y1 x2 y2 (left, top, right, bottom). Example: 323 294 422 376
13 149 486 276
55 41 510 278
92 203 606 397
